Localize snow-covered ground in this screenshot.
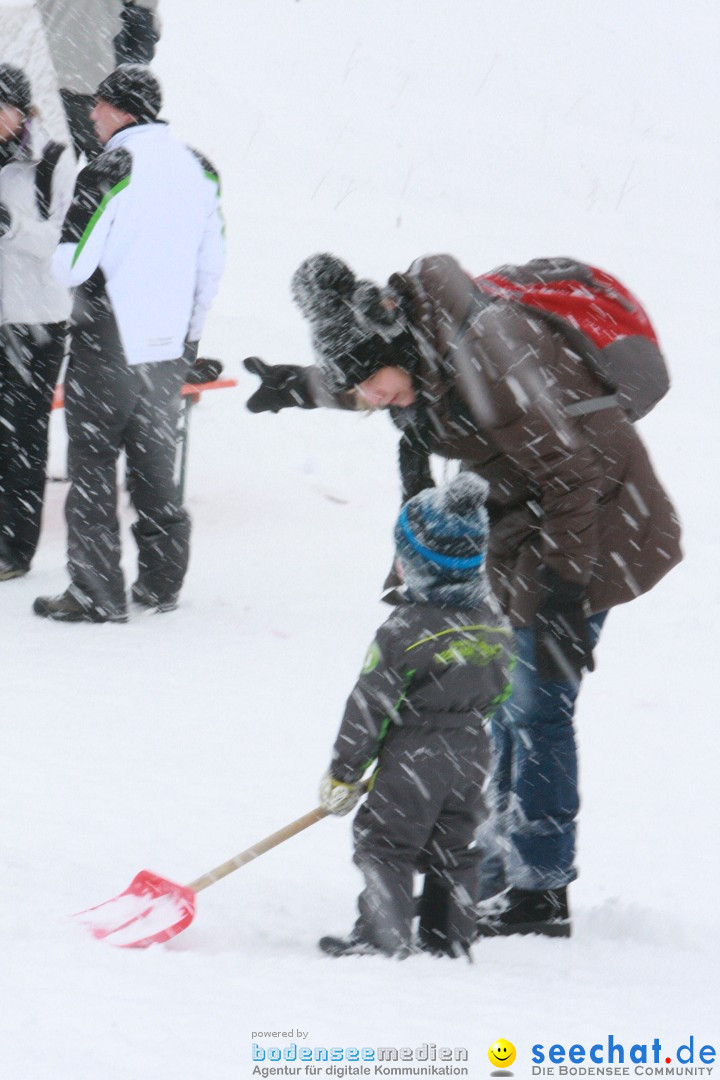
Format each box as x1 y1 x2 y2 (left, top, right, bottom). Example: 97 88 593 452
3 2 719 1077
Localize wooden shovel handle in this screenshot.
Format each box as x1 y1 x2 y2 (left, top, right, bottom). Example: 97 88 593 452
187 804 329 893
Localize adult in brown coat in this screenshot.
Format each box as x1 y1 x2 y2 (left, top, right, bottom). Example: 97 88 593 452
244 252 682 938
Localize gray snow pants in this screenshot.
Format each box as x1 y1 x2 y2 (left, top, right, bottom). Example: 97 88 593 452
351 723 489 954
64 341 190 619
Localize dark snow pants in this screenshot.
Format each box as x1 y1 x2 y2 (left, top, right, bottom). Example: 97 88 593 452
64 339 190 619
351 723 489 954
0 323 66 570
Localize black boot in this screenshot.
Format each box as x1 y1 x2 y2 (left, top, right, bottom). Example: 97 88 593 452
33 587 127 624
475 886 571 938
318 933 407 958
0 555 27 581
416 879 473 959
131 581 178 613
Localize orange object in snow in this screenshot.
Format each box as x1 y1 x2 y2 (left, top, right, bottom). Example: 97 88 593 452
72 804 330 948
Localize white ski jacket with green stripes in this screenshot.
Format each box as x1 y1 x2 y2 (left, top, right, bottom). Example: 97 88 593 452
53 121 225 365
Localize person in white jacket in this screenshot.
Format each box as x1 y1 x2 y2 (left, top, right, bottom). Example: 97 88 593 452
0 64 74 581
34 65 225 623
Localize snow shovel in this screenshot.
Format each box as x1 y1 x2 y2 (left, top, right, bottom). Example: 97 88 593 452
73 802 331 949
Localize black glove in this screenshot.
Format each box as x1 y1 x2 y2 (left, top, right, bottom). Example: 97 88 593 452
398 428 435 503
115 1 159 64
243 357 316 413
0 202 11 239
185 356 224 384
534 567 595 683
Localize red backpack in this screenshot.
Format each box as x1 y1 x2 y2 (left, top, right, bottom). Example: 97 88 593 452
474 257 669 421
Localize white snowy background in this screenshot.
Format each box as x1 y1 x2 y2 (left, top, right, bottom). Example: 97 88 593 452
2 1 719 1077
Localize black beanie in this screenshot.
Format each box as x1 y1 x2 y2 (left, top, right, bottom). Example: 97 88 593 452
0 65 32 115
96 64 162 123
291 253 416 392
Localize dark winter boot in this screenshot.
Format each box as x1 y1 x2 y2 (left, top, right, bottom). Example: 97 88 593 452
416 879 473 960
318 933 409 959
131 581 179 613
33 587 128 624
0 555 27 581
475 886 571 938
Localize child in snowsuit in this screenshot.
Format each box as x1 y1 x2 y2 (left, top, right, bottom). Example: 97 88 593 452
318 472 514 958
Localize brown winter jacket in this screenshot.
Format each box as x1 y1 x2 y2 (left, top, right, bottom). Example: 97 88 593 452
379 254 682 626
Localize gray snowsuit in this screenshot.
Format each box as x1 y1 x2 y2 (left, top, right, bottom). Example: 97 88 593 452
331 598 514 955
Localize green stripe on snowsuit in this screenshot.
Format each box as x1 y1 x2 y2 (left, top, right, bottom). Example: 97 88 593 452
71 175 130 267
405 623 513 651
361 669 416 782
407 624 514 707
361 622 515 781
203 171 226 237
203 168 220 192
331 600 514 784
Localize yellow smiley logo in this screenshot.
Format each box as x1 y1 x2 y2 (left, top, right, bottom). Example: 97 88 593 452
488 1040 516 1069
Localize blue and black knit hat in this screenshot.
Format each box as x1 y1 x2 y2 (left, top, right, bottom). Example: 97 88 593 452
394 473 490 597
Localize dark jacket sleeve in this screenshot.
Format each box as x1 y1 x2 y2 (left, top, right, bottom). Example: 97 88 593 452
115 1 159 65
52 148 132 288
330 620 412 782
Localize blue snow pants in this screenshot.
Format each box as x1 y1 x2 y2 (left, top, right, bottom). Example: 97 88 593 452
483 612 607 892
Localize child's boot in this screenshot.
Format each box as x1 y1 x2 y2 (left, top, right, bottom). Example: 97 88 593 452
318 933 409 958
416 879 474 959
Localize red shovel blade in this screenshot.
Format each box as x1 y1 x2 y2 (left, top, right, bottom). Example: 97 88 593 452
73 870 197 949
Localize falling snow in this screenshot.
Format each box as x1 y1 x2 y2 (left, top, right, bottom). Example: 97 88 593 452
1 1 718 1078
